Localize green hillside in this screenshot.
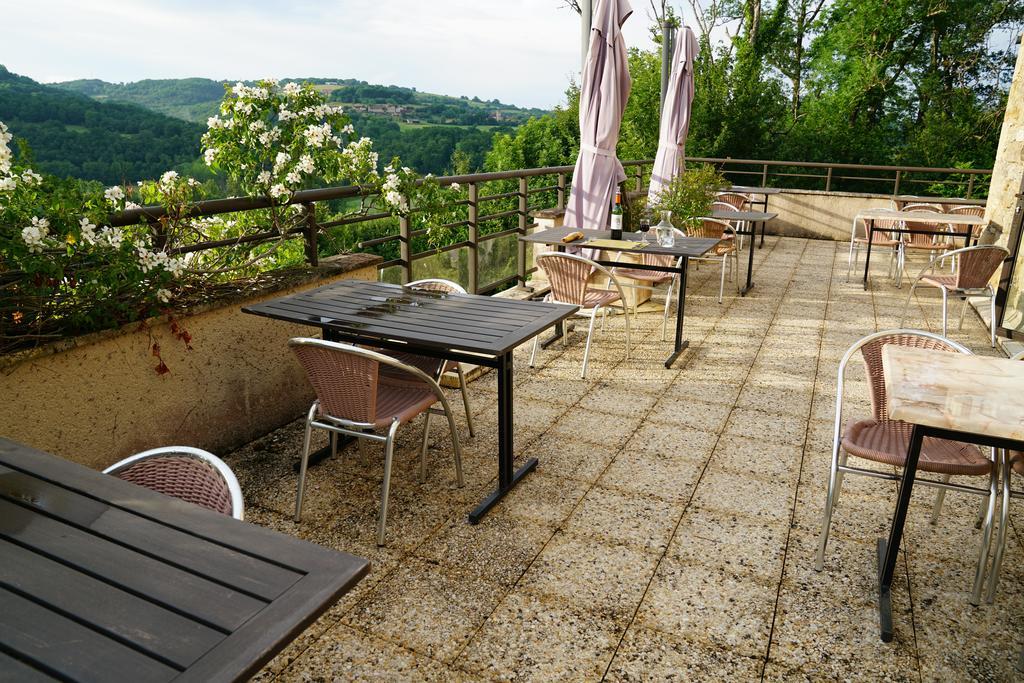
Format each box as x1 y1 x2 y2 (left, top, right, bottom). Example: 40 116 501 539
0 66 203 184
54 76 548 128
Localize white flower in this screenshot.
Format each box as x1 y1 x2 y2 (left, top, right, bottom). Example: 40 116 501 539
258 132 272 145
100 226 125 248
297 154 315 174
231 82 248 97
206 115 226 129
20 169 41 185
0 176 15 192
159 170 179 191
303 123 332 148
124 201 141 210
278 108 297 122
234 100 253 115
104 186 125 202
187 178 199 187
204 148 218 166
269 183 289 199
21 217 49 253
282 82 302 97
156 288 173 303
263 78 279 88
257 170 272 186
340 123 355 135
79 217 97 245
248 120 266 132
273 152 291 172
285 170 301 185
450 182 461 191
167 257 187 278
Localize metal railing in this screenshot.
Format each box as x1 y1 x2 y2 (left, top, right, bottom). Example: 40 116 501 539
110 157 992 295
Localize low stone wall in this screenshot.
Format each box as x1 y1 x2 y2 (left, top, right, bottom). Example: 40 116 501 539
0 253 381 471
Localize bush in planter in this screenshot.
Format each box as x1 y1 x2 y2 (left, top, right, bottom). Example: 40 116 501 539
648 164 730 230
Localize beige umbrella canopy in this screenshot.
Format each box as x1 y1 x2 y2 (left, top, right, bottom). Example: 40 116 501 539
563 0 633 231
649 25 698 200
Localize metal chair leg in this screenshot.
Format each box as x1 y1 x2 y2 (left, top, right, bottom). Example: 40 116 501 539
930 475 951 524
662 278 674 342
899 283 917 327
990 290 997 348
970 461 999 605
940 287 949 337
529 334 539 368
456 364 475 437
622 301 631 361
356 431 370 466
376 420 400 546
718 256 726 304
581 309 600 378
958 297 969 331
986 449 1012 603
418 411 432 483
294 403 318 523
847 240 857 282
815 441 844 571
330 432 338 459
441 398 465 488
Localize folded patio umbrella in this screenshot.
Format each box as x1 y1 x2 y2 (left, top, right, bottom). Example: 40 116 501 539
563 0 633 232
648 25 698 201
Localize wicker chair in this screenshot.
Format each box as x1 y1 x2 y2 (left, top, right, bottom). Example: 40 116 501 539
984 348 1024 603
814 330 997 604
847 209 902 284
531 252 631 378
611 227 686 342
376 279 475 438
946 204 986 240
715 193 750 248
103 446 244 520
899 245 1008 348
289 338 464 545
688 217 739 304
900 203 955 273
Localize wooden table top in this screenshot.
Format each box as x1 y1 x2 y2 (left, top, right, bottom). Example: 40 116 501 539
0 438 369 682
883 346 1024 442
521 227 721 258
244 279 577 358
858 208 986 226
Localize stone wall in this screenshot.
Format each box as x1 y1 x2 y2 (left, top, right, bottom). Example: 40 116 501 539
0 253 381 471
988 38 1024 334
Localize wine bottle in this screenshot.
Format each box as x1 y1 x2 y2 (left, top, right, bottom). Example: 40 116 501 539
610 191 623 239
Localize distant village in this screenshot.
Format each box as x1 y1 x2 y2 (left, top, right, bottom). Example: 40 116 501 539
347 102 512 125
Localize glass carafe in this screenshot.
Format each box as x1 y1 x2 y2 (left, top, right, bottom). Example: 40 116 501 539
655 210 675 248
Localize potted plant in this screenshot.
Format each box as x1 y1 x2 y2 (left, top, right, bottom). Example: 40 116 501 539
649 164 729 234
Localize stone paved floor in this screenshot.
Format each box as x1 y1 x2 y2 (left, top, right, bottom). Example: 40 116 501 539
230 236 1023 682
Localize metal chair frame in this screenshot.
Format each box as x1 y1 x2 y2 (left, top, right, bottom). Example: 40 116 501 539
898 245 1009 348
985 349 1024 603
688 217 740 304
847 208 902 285
609 226 686 342
405 278 476 438
103 446 245 520
814 329 998 605
289 338 464 545
530 251 631 378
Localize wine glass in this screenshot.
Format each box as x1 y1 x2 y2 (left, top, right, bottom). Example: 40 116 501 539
638 211 652 241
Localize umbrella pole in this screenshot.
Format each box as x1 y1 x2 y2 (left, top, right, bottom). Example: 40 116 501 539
660 22 675 112
581 0 593 70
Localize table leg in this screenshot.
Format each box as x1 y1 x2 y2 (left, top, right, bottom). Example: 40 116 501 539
877 424 923 642
468 351 537 523
863 220 875 290
664 258 690 368
541 321 565 349
758 195 769 248
740 223 756 295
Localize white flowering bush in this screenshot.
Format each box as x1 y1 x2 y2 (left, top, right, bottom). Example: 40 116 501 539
0 121 189 355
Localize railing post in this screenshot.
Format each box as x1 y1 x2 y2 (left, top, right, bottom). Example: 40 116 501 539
967 175 975 198
761 163 769 186
825 167 833 192
557 173 566 210
467 182 479 294
399 214 411 284
634 164 643 192
303 202 318 266
893 170 902 195
518 176 528 285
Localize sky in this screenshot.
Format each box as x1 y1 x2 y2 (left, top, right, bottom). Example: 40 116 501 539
0 0 690 110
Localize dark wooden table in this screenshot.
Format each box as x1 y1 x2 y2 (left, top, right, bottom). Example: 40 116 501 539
712 209 777 295
520 227 719 369
727 186 782 247
0 437 369 683
243 280 578 523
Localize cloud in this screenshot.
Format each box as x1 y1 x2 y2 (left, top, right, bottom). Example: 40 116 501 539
2 0 672 109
